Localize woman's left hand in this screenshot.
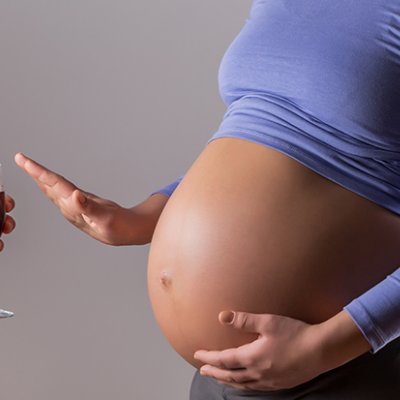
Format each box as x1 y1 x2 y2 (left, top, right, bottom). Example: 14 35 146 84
194 309 371 391
0 194 16 251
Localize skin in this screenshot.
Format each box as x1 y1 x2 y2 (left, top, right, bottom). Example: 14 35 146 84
194 310 371 391
14 152 167 246
15 151 373 391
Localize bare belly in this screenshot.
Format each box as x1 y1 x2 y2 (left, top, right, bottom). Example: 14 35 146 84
147 137 400 368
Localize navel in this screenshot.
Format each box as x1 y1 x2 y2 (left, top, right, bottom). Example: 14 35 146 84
160 270 173 290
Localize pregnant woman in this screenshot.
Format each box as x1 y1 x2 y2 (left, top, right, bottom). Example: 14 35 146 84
15 0 400 398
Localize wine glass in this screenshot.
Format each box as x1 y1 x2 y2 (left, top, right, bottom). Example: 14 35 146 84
0 164 14 319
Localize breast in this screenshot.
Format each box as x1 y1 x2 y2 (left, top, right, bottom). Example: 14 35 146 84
147 137 400 369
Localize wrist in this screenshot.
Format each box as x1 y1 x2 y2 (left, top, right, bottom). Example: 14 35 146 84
124 194 169 245
316 310 372 372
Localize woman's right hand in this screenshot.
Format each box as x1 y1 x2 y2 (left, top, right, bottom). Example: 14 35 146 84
15 153 140 245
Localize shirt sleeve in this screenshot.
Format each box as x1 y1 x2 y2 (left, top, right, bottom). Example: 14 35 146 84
344 267 400 353
150 174 185 198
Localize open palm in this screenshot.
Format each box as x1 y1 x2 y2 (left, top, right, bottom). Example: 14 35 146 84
15 153 136 245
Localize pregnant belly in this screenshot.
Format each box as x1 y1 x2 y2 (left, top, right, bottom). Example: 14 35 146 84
147 137 400 368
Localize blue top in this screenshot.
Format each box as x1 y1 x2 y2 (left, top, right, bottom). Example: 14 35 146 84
151 0 400 353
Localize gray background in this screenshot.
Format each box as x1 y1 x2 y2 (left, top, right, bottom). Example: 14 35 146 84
0 0 251 398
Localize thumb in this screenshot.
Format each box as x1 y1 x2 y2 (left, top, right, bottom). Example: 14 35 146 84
218 310 264 333
73 190 107 222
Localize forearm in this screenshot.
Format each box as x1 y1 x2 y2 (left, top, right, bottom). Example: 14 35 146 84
316 309 372 373
309 266 400 375
343 267 400 352
127 193 169 245
127 174 185 245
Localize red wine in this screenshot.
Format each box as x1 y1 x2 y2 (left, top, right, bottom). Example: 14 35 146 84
0 191 4 237
0 164 4 237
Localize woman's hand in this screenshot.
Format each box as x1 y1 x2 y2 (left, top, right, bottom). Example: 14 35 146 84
14 153 140 246
194 309 371 391
0 194 16 251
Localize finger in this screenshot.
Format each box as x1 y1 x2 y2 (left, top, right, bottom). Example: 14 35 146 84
36 181 54 198
219 310 266 333
200 365 254 384
2 216 16 234
194 348 244 369
15 153 76 198
32 181 62 208
0 240 3 251
4 195 15 213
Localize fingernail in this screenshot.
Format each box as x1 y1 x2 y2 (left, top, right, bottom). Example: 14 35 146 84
220 310 235 324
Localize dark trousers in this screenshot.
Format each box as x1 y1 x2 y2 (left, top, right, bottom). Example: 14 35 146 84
190 336 400 399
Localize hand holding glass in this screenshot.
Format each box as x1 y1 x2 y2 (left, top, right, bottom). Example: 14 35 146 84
0 164 14 318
